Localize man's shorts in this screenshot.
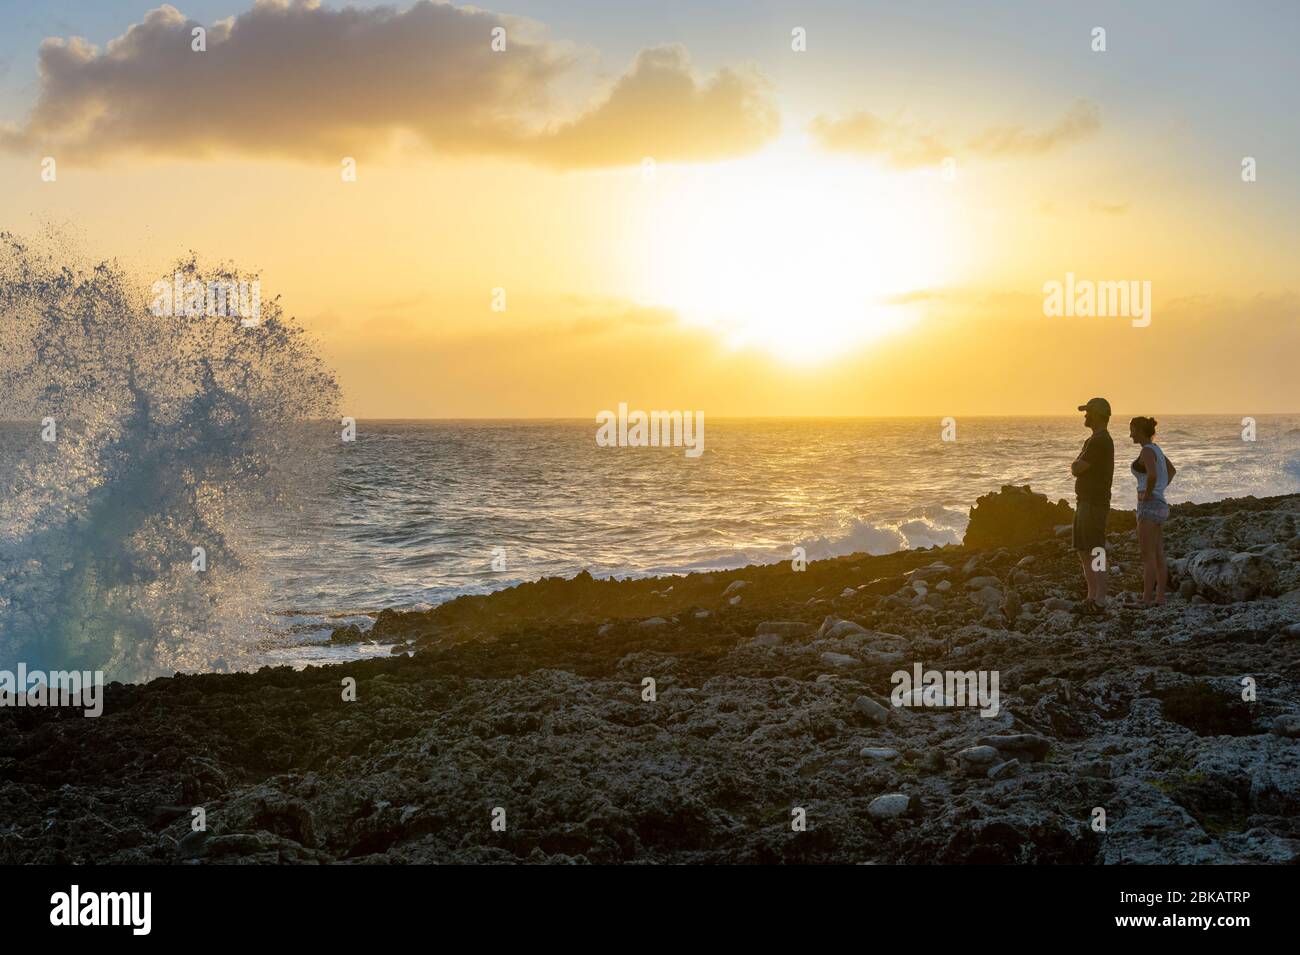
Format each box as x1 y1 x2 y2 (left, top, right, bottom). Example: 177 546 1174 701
1073 498 1109 551
1136 498 1170 525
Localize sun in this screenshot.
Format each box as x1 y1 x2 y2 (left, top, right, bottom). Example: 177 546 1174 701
627 133 961 363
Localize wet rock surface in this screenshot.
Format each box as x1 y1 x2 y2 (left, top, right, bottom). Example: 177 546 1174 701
2 490 1298 864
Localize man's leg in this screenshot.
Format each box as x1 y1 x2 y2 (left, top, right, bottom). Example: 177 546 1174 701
1092 503 1110 606
1074 502 1095 601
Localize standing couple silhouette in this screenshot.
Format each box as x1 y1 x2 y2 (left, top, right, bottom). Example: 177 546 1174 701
1070 397 1177 612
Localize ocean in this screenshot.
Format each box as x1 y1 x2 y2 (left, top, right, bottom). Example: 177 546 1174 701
249 415 1300 666
3 415 1298 677
4 242 1296 680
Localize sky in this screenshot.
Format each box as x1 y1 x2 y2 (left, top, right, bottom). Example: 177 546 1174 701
0 0 1296 417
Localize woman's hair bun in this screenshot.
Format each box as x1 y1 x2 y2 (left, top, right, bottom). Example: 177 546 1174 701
1130 415 1157 435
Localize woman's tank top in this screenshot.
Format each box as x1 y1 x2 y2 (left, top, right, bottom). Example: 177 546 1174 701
1131 443 1168 501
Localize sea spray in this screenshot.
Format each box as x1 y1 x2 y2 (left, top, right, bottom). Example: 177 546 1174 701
0 234 339 681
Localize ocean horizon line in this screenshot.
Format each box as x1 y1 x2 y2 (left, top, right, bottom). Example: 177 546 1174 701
6 412 1295 427
298 411 1300 422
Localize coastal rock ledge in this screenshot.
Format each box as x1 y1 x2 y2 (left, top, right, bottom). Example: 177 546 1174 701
2 491 1298 865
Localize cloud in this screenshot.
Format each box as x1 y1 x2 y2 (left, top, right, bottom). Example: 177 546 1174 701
530 46 778 168
1088 199 1130 216
563 298 679 336
806 112 949 168
964 101 1101 157
809 100 1100 168
0 1 778 168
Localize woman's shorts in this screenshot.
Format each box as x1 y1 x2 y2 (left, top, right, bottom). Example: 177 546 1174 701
1073 499 1109 551
1136 499 1170 525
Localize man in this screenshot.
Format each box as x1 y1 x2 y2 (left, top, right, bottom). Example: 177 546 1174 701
1070 397 1114 612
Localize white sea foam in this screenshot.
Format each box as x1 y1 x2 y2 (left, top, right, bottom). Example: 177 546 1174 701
0 236 338 681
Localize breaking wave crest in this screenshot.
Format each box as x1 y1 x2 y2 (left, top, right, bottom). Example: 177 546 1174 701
0 233 339 681
641 505 968 577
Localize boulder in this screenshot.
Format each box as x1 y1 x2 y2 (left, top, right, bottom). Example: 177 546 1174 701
854 696 890 724
907 563 951 582
755 621 813 638
1185 549 1280 602
867 794 914 819
964 485 1074 549
1001 589 1022 618
328 624 368 645
978 733 1052 761
818 617 868 640
955 746 1000 773
862 648 905 665
860 747 899 761
819 652 858 668
988 759 1021 780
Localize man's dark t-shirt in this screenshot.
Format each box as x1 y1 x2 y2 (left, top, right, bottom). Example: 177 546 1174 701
1075 430 1114 502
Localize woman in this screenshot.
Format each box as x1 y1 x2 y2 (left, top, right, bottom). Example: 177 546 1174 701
1129 416 1176 604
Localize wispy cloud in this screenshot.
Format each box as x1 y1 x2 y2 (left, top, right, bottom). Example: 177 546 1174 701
964 101 1101 157
1088 199 1130 216
0 1 778 168
809 100 1100 167
563 297 679 336
806 112 949 168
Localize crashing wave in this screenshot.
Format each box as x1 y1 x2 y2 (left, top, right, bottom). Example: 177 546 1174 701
0 233 339 681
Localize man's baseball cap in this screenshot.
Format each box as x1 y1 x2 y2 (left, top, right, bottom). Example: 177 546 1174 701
1077 397 1112 416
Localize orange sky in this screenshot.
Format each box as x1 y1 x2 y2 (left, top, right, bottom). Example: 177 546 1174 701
1 1 1296 416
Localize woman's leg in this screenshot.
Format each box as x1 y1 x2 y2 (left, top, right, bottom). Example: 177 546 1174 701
1138 520 1156 603
1134 517 1144 602
1153 523 1167 603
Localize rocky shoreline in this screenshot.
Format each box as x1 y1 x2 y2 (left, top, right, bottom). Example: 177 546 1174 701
3 487 1298 864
